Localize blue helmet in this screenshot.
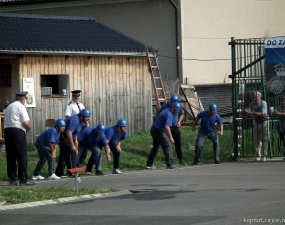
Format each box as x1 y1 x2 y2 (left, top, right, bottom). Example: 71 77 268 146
80 109 91 117
95 123 106 133
209 103 218 110
172 102 181 110
55 119 66 127
170 95 179 103
117 119 127 127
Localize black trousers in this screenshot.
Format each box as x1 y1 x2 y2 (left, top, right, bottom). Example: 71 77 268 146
55 133 77 176
171 126 182 160
4 127 28 182
79 148 88 164
146 126 173 167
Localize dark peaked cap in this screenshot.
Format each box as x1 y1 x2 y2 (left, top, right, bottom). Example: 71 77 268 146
71 90 81 97
15 91 28 97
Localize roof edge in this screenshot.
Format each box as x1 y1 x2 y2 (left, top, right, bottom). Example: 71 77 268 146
0 0 152 13
0 50 149 57
0 12 94 20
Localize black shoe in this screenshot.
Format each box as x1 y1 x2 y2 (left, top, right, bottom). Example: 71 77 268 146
215 161 221 164
166 164 178 169
95 171 104 176
20 181 35 186
9 180 19 186
192 162 199 165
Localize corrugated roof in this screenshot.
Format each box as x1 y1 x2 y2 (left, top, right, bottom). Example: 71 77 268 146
0 13 151 56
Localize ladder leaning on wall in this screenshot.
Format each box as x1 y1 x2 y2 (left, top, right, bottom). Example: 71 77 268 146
146 46 167 110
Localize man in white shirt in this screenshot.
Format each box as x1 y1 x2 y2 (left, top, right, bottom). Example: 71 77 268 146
4 91 34 186
65 90 85 118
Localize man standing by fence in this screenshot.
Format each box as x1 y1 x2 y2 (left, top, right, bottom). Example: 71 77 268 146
244 91 268 161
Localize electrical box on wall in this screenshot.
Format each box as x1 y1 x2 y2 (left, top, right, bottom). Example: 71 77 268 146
41 87 52 96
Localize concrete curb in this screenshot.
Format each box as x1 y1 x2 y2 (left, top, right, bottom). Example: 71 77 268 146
0 190 131 211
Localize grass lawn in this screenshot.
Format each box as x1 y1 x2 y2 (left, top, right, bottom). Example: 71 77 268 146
0 125 233 181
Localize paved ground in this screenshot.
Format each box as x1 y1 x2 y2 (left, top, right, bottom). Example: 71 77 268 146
0 160 285 225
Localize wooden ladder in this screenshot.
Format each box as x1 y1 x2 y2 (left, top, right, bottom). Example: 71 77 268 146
146 46 167 110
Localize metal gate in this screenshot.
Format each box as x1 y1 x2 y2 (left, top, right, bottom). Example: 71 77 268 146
229 37 284 159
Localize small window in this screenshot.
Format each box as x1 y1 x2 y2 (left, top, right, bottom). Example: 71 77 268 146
0 64 12 87
41 74 69 97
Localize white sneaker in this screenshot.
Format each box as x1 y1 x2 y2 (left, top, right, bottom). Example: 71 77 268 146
254 157 261 161
32 175 45 180
146 165 156 169
85 171 92 175
48 173 60 180
112 169 122 174
261 157 267 162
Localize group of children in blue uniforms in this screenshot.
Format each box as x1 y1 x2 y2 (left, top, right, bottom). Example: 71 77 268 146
146 96 223 169
32 108 127 181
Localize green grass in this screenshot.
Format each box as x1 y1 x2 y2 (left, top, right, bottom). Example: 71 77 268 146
0 126 233 181
0 187 116 205
0 125 233 205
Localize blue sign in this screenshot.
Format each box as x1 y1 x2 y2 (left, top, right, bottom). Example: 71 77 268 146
265 37 285 96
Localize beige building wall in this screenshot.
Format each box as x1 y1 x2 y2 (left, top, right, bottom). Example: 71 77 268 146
180 0 285 85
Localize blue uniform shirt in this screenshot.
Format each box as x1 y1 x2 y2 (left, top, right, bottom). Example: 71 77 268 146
64 114 82 139
105 125 126 146
78 127 108 146
36 127 60 146
153 108 175 130
157 103 184 126
197 110 222 133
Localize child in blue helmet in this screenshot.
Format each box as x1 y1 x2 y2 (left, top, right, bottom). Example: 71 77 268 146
77 124 111 175
157 94 185 165
32 119 66 180
55 109 91 177
192 103 223 165
146 102 181 169
85 119 127 174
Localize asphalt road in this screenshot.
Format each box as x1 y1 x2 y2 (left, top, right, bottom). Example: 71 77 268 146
1 160 285 225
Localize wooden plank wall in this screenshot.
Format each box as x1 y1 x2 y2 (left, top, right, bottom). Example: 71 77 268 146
8 55 152 143
0 58 20 109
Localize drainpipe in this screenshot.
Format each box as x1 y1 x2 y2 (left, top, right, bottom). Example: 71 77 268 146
169 0 179 78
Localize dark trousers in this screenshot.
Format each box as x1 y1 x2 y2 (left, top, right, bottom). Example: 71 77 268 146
171 126 182 160
79 148 88 164
86 143 121 172
77 143 102 172
55 133 77 176
146 126 173 167
194 130 220 163
34 142 55 176
4 127 28 182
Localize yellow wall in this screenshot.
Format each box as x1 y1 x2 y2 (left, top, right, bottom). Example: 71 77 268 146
180 0 285 84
